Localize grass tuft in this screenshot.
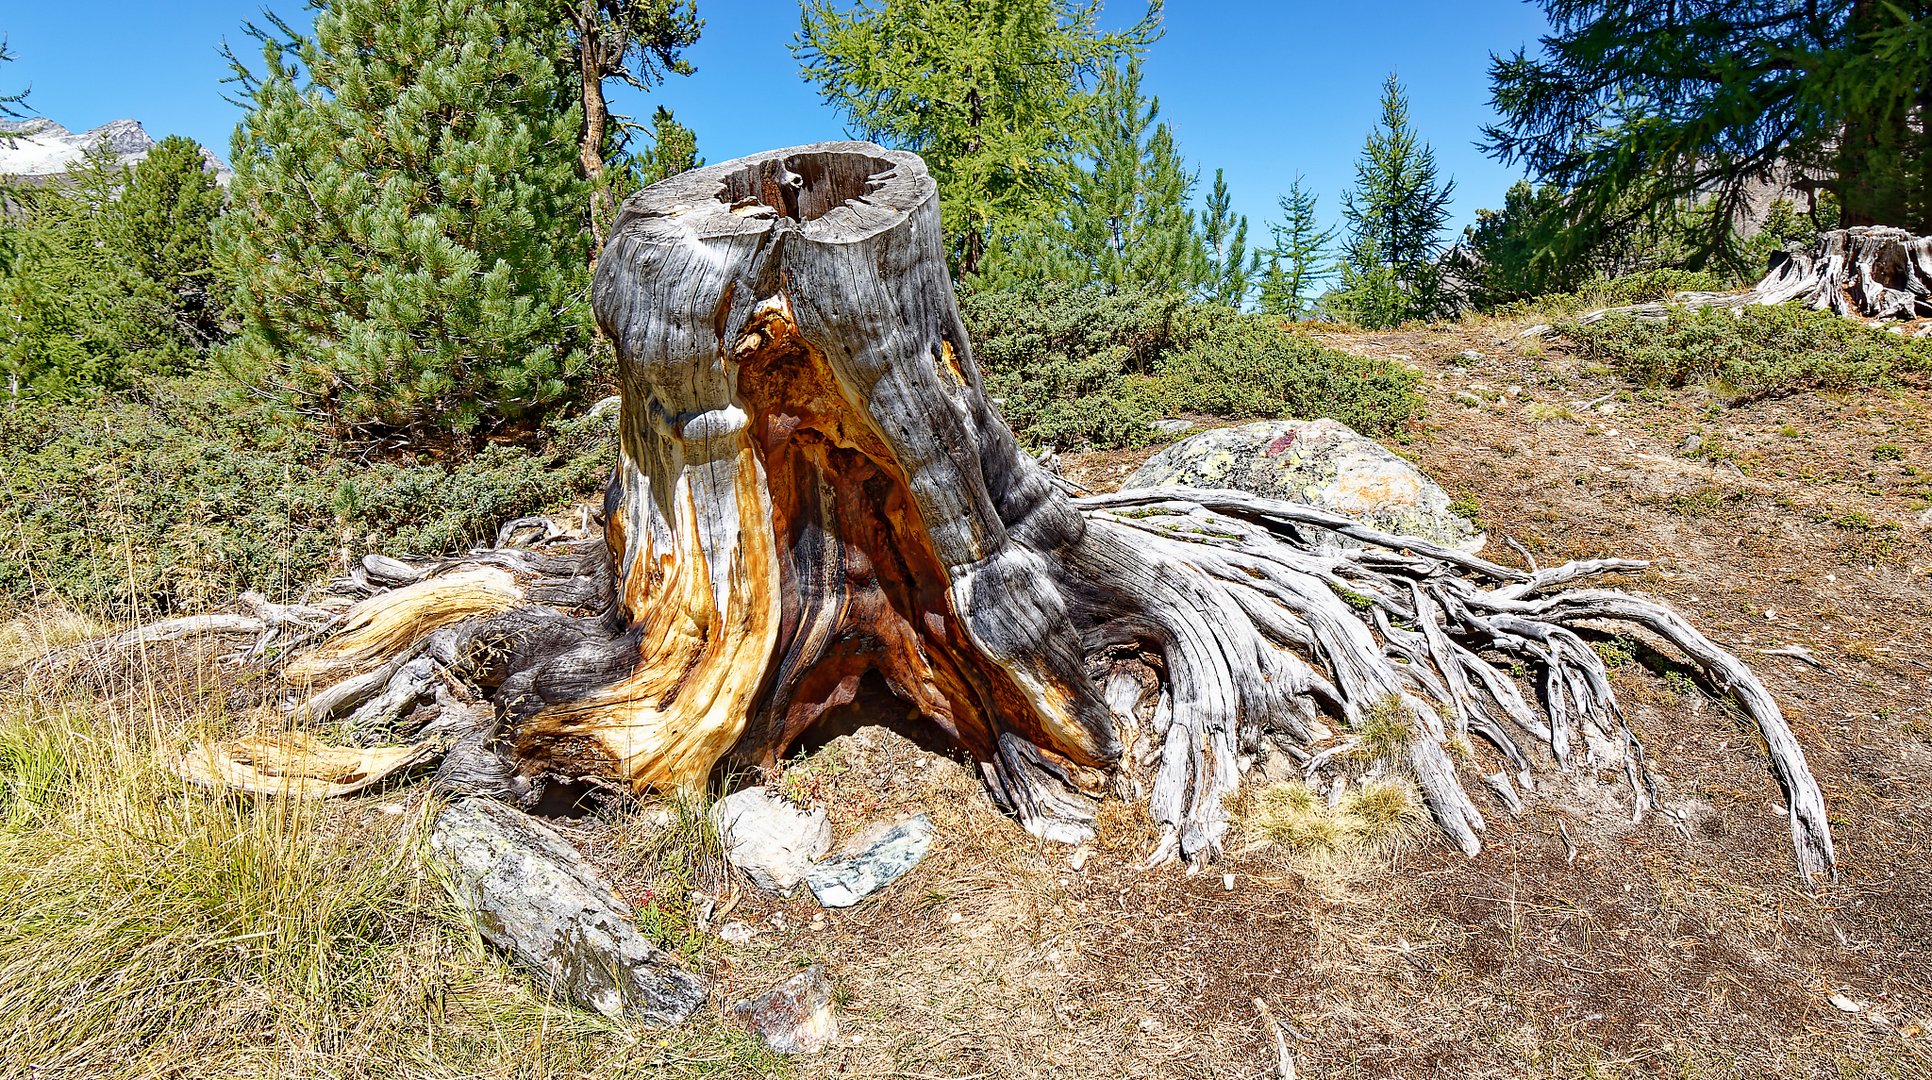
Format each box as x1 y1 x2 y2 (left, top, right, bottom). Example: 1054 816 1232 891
1348 694 1414 762
1245 777 1428 859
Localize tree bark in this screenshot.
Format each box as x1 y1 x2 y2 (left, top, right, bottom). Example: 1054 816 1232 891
191 142 1839 887
574 4 615 262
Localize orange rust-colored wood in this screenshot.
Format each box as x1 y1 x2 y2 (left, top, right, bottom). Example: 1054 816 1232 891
732 306 1054 769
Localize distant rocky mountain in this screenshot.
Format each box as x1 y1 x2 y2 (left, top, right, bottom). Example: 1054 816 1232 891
0 117 231 185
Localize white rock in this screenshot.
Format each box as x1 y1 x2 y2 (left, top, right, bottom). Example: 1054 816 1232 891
709 787 832 896
1828 992 1862 1013
718 921 756 944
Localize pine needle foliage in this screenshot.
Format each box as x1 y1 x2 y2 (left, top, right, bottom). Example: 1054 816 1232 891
217 0 596 443
1329 74 1455 328
795 0 1160 276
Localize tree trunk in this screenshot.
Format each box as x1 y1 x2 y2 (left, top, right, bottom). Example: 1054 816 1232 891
574 5 615 262
189 142 1838 886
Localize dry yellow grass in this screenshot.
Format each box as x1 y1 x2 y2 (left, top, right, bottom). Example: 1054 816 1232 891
1244 776 1428 860
0 638 786 1080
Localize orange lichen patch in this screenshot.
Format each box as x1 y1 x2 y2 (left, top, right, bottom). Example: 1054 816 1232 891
176 734 440 797
516 435 782 791
284 566 524 683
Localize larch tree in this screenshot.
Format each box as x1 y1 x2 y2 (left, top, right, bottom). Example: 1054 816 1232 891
1483 0 1932 266
1199 168 1257 308
217 0 595 441
1065 59 1205 294
1256 174 1333 319
1330 74 1454 328
794 0 1160 277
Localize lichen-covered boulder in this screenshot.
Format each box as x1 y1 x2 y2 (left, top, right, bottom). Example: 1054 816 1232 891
1122 419 1483 551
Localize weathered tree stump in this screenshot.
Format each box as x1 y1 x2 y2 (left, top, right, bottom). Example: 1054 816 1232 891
190 142 1837 886
1575 227 1932 329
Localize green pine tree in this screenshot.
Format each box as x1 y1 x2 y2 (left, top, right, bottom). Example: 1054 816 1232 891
1199 168 1257 308
110 135 227 350
1066 59 1205 294
1 137 224 395
635 105 701 186
1328 74 1454 328
795 0 1160 277
217 0 594 441
1256 174 1333 319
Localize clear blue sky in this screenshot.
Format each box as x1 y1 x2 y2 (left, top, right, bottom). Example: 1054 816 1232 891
2 1 1552 241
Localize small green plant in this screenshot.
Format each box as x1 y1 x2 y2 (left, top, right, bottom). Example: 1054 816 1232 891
1447 494 1484 528
776 742 850 806
1872 444 1905 462
1333 586 1378 612
1591 637 1636 670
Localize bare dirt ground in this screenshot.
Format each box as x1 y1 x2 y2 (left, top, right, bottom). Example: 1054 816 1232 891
654 315 1932 1079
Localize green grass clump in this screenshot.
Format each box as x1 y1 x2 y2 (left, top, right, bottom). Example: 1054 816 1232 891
960 283 1422 450
1348 694 1414 762
1562 303 1932 404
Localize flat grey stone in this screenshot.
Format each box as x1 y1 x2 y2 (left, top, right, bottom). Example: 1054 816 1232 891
427 797 706 1024
729 965 839 1054
1122 418 1484 552
710 786 832 896
806 814 935 907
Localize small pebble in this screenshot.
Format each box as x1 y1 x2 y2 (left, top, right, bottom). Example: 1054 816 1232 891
1222 873 1235 892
